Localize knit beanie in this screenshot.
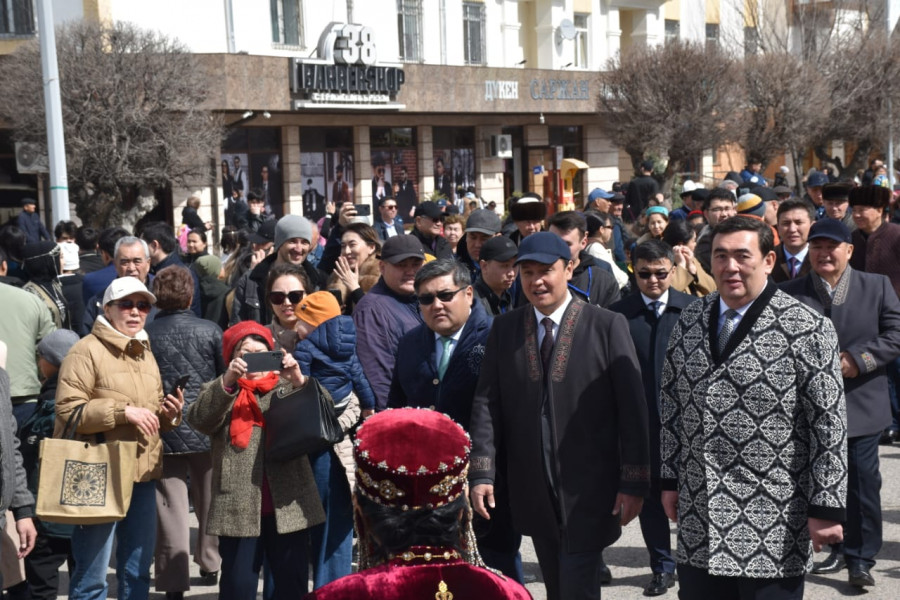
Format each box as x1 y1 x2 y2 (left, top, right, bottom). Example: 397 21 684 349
37 329 81 367
275 215 313 251
193 254 223 280
736 193 766 218
294 291 341 329
223 321 274 364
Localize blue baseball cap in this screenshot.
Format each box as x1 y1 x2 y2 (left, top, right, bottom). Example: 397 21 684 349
806 171 829 188
515 231 571 265
588 188 615 201
808 219 852 244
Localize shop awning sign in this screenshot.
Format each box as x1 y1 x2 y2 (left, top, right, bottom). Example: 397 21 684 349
291 23 405 110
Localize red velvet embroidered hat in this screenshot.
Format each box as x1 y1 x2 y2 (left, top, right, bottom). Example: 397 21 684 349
354 409 470 511
222 320 274 364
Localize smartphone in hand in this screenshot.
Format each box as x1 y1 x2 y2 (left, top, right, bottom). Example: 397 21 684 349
166 375 190 399
243 351 284 373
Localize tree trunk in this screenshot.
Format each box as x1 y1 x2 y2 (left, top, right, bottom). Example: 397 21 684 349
108 193 158 233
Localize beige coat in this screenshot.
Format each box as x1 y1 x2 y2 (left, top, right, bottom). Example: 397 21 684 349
669 257 716 297
55 317 176 483
186 376 325 537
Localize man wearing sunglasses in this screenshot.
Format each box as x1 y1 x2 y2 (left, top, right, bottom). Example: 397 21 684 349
610 240 694 597
470 232 649 600
388 258 522 582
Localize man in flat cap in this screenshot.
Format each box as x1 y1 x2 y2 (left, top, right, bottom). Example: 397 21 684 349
16 198 51 245
470 232 649 600
782 218 900 589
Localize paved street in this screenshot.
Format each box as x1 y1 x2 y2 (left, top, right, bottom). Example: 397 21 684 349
49 443 900 598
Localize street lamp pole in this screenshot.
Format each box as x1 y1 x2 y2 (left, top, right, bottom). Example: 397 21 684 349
36 0 69 221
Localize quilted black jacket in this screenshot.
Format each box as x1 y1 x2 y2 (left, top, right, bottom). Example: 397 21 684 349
146 309 226 454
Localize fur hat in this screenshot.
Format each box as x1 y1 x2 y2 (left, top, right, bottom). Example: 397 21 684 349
509 193 547 222
849 185 891 210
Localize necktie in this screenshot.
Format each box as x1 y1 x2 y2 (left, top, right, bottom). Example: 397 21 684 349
718 309 739 354
648 301 661 318
437 336 453 380
540 317 555 375
788 256 799 278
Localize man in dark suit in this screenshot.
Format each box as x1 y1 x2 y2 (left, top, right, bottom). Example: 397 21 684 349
434 158 453 203
388 259 521 582
394 166 417 218
782 219 900 589
373 197 403 241
546 211 620 308
302 179 325 222
610 239 693 597
469 232 650 600
770 198 813 283
331 165 351 208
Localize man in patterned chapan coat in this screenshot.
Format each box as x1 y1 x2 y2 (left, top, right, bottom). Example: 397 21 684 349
659 216 847 600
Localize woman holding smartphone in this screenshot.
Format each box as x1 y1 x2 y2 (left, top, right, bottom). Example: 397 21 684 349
186 321 324 600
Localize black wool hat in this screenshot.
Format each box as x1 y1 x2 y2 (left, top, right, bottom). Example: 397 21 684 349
848 185 891 210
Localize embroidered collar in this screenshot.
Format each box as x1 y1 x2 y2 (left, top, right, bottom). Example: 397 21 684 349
812 265 852 308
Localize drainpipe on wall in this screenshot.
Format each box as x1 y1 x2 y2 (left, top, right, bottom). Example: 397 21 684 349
440 0 447 64
224 0 236 53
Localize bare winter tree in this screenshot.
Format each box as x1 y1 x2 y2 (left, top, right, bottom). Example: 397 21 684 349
0 20 223 229
738 0 900 184
597 41 744 191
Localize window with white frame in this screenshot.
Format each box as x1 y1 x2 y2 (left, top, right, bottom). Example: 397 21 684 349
270 0 302 47
706 23 719 50
397 0 422 62
574 13 588 69
664 19 680 45
0 0 34 36
463 2 486 65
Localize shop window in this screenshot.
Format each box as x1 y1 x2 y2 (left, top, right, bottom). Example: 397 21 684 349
463 2 485 66
434 127 475 206
397 0 422 63
0 0 34 36
574 14 589 69
271 0 302 47
372 127 418 216
664 19 679 46
300 127 354 221
221 127 284 219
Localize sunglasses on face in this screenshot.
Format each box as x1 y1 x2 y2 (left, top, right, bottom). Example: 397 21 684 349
268 291 305 305
417 287 465 306
112 299 152 313
637 270 671 280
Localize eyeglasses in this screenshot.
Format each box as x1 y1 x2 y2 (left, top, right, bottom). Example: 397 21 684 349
417 287 465 306
637 270 671 280
111 299 152 313
382 205 398 210
268 290 305 305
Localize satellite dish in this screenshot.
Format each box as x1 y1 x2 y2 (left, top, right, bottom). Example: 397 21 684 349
559 19 576 41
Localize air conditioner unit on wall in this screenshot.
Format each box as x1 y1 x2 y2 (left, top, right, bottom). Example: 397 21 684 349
15 142 49 174
491 134 512 159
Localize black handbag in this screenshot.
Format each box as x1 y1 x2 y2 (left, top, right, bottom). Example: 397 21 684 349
265 378 343 461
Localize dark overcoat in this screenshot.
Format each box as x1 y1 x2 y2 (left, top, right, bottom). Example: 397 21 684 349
781 267 900 437
610 289 695 481
469 298 650 553
388 301 492 429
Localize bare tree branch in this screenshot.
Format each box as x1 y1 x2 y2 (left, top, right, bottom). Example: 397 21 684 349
0 20 224 228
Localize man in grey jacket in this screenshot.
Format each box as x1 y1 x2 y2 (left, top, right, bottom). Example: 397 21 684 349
0 343 38 588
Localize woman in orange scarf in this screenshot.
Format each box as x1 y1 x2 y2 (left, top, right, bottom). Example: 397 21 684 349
187 321 325 600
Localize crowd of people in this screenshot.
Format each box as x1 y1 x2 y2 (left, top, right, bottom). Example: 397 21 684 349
0 158 898 600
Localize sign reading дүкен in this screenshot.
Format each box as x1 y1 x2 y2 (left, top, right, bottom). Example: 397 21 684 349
290 22 405 110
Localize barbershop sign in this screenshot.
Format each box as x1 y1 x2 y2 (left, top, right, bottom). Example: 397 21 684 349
291 23 406 110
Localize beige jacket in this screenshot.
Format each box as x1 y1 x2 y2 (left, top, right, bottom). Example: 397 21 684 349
55 317 177 483
187 376 325 537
